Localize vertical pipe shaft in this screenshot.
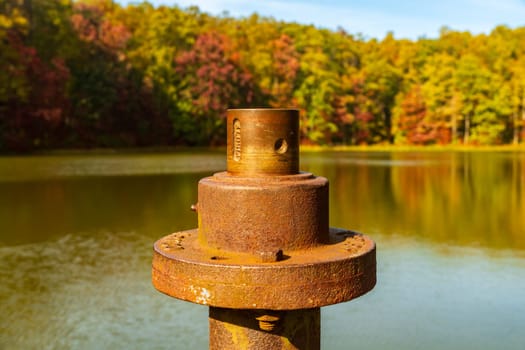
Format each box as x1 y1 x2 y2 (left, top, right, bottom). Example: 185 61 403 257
209 307 320 350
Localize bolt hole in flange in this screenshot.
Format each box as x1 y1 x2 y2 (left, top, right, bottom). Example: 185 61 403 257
210 256 227 261
274 138 288 154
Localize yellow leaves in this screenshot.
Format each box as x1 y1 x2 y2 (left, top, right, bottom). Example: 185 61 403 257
0 15 10 31
0 9 28 34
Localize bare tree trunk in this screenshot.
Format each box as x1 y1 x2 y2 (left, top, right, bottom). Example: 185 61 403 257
521 89 525 144
23 0 33 40
450 94 458 144
513 110 519 145
463 114 470 145
452 113 457 144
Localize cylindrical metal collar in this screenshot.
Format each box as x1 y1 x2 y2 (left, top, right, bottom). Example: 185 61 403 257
227 109 299 175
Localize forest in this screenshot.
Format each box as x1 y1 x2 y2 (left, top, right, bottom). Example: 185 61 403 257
1 0 525 151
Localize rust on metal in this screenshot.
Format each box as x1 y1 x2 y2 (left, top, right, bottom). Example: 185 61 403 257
152 227 375 310
209 307 320 350
152 108 376 349
226 109 299 175
197 171 330 253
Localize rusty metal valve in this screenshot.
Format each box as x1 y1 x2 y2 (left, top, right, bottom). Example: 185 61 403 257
152 109 376 350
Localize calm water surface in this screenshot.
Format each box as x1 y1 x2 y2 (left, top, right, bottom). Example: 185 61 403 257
1 151 524 349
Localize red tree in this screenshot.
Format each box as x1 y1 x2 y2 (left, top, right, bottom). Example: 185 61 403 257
1 32 70 151
175 31 254 144
397 85 450 145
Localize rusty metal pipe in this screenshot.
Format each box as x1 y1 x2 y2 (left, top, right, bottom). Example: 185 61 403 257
209 307 320 350
152 108 376 349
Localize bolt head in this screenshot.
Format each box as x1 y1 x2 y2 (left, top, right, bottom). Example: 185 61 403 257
258 249 283 263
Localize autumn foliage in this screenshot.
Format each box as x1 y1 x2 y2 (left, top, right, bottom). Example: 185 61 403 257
1 0 525 151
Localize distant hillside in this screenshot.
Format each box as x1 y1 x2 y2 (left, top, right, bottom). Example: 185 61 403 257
1 0 524 151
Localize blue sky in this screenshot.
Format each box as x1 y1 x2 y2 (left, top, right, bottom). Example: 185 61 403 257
118 0 525 40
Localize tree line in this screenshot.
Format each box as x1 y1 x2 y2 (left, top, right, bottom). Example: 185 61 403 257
1 0 525 151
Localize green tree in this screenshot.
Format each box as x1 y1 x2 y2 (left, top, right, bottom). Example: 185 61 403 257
419 53 459 144
0 1 29 107
286 25 340 144
174 31 254 144
347 38 401 144
509 56 525 144
455 54 508 144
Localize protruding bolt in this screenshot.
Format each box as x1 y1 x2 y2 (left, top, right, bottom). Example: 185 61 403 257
255 314 281 332
190 203 198 212
258 249 283 263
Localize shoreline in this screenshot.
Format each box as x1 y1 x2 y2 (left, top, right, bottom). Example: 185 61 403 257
300 144 525 152
1 144 525 157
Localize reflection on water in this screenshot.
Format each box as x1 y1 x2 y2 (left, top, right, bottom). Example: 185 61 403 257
302 151 525 252
0 173 205 246
1 151 524 349
0 231 207 349
0 151 225 182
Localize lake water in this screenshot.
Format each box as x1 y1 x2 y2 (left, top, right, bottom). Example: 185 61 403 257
1 150 524 349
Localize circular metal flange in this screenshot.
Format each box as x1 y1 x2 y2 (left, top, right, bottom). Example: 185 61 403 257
152 228 376 310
